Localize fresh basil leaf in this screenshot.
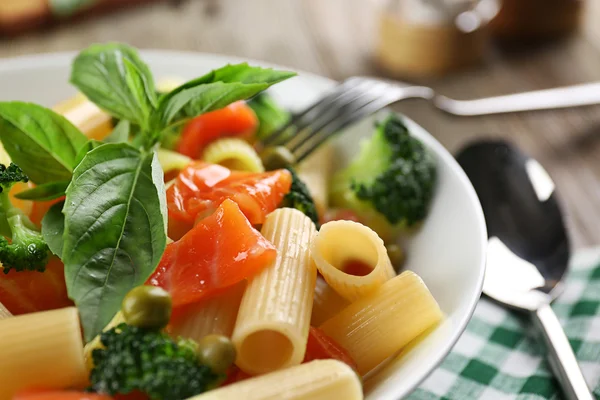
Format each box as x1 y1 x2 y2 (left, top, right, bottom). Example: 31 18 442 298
14 181 69 201
62 143 166 340
70 43 157 130
104 119 130 143
0 102 88 184
158 63 295 127
42 201 65 258
74 139 102 167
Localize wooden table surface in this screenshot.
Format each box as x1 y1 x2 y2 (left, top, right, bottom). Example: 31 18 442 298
1 0 600 248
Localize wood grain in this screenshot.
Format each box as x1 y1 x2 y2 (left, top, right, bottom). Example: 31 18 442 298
0 0 599 248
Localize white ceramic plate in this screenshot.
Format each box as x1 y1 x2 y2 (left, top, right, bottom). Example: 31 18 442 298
0 50 487 400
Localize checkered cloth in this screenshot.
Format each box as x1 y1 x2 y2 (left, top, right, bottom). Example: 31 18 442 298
409 249 600 400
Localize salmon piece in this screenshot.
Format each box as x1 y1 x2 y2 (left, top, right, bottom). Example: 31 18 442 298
177 101 258 159
167 161 291 227
0 257 72 315
149 199 276 309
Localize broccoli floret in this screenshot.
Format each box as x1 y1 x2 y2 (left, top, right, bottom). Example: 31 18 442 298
282 167 319 226
89 323 219 400
0 163 49 273
330 115 436 238
248 92 290 141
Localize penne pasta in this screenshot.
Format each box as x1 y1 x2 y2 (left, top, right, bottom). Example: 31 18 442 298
185 359 363 400
311 220 395 302
53 93 113 141
320 271 443 375
0 307 88 399
169 282 246 342
311 277 349 327
202 138 265 172
0 301 11 320
297 145 333 217
232 208 317 375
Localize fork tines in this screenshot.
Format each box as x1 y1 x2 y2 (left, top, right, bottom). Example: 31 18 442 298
261 77 414 163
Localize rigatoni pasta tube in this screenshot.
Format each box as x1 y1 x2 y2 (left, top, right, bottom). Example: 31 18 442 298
0 307 87 399
311 277 349 327
202 138 264 172
233 208 317 375
0 301 11 320
320 271 442 375
185 359 362 400
170 282 246 342
311 220 395 302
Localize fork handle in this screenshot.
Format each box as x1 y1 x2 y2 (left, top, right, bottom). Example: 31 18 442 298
531 304 594 400
435 82 600 116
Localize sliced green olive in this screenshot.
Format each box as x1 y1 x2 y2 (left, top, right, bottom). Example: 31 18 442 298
386 243 405 273
260 146 296 170
197 334 237 374
121 285 172 330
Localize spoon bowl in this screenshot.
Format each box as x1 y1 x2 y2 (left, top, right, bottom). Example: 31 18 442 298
457 140 593 400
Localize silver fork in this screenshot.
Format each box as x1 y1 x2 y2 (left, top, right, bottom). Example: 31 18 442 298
260 76 600 163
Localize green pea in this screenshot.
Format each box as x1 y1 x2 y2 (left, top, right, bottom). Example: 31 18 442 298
261 146 296 170
197 334 237 374
386 243 405 273
121 285 172 330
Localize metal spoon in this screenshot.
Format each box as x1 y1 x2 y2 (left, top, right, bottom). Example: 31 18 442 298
456 140 593 400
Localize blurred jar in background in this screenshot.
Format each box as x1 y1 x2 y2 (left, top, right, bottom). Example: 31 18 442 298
490 0 584 41
376 0 499 79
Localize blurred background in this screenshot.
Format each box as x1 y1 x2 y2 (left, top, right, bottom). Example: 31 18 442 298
0 0 599 248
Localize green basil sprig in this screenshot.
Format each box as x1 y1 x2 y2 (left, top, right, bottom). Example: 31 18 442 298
70 43 158 132
62 144 167 340
42 201 65 258
14 181 69 201
60 43 295 340
0 102 88 184
157 63 296 130
0 43 295 340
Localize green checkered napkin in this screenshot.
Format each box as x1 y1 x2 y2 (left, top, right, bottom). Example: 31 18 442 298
409 249 600 400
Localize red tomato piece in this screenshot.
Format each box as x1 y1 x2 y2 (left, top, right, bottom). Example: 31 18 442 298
13 390 113 400
222 366 253 387
177 101 258 159
303 326 358 371
149 199 277 309
167 162 292 227
0 257 72 315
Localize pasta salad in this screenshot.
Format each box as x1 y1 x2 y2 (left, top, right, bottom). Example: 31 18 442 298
0 43 441 400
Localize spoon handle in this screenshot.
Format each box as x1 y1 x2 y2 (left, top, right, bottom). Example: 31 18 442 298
531 304 594 400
